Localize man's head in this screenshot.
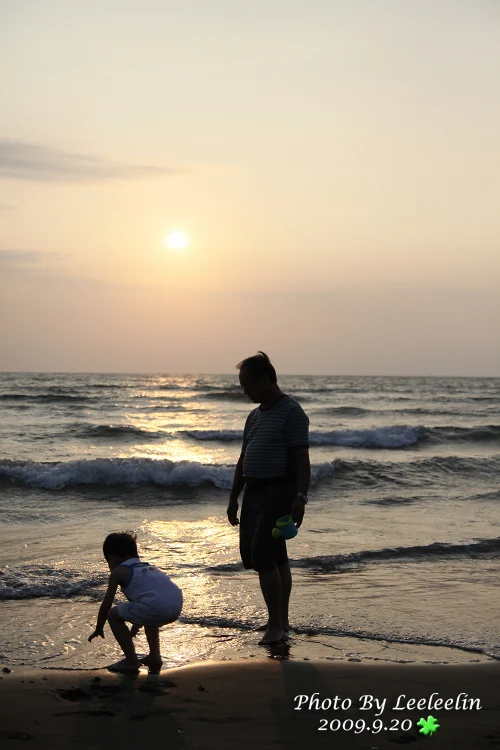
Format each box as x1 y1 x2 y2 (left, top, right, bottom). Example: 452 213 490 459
103 531 138 569
236 351 278 403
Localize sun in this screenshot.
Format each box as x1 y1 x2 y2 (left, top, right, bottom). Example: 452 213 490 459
165 231 190 251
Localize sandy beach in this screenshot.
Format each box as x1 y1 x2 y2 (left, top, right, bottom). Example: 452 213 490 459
0 659 498 750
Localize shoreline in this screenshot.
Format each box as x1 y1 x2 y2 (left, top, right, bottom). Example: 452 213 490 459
1 659 499 749
2 596 498 669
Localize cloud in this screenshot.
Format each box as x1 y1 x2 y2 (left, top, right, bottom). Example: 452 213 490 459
0 250 148 289
0 250 64 267
0 140 182 183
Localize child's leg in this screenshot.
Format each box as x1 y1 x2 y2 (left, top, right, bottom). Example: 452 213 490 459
142 613 179 671
143 625 162 669
107 607 140 669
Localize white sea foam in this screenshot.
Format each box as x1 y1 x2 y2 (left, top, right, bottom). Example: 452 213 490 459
0 565 105 600
0 457 338 490
185 426 424 448
0 458 235 490
308 425 424 448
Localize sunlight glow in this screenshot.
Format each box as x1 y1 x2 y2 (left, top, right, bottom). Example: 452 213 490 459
165 231 190 251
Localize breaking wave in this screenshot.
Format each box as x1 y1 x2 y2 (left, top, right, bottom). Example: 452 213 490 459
0 457 336 491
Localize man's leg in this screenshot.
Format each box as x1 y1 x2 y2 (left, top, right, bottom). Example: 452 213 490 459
257 567 285 644
278 561 292 630
257 560 292 632
273 479 294 631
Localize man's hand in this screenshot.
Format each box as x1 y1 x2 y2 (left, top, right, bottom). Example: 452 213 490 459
291 496 306 528
227 499 239 526
88 626 104 643
130 624 142 638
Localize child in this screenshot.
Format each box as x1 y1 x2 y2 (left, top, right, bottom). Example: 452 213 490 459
88 531 183 673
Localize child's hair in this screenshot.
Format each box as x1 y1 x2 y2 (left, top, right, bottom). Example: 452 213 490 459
103 531 138 560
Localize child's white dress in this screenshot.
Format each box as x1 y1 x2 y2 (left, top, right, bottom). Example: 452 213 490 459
115 557 183 626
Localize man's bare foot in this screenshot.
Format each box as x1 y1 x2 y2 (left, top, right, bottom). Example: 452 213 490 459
256 623 291 632
258 626 285 645
140 655 163 674
107 657 141 673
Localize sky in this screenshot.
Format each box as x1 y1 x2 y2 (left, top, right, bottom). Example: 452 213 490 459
0 0 499 376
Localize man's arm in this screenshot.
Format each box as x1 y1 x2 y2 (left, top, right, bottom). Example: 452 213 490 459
227 452 245 526
291 446 310 528
88 568 124 641
294 446 310 497
230 452 245 502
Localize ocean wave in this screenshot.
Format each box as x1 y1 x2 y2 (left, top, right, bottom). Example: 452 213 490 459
0 565 106 601
86 383 127 389
1 452 498 492
142 404 190 412
153 384 189 391
387 408 491 417
423 394 500 404
207 537 500 576
332 455 500 488
0 457 236 490
0 393 92 403
469 396 500 402
466 490 500 503
177 616 497 660
184 425 500 448
0 457 337 491
293 386 367 394
310 406 371 417
291 537 500 570
184 430 243 441
309 426 424 448
192 381 239 390
360 494 426 506
200 390 250 401
199 390 309 403
426 425 500 444
312 406 493 418
183 426 424 447
309 424 500 447
69 423 164 440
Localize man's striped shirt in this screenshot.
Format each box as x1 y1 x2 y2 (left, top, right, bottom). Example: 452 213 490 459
242 393 309 480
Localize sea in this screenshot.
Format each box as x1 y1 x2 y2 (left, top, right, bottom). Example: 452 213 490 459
0 372 499 671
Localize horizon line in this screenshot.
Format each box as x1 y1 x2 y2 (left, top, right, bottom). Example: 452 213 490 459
1 370 499 379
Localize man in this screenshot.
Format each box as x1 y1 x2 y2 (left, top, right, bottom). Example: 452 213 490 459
227 351 310 645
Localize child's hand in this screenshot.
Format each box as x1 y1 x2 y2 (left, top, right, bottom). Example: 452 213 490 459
88 627 105 643
130 624 142 638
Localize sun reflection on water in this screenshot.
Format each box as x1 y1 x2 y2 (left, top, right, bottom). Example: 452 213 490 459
141 517 236 569
133 517 251 664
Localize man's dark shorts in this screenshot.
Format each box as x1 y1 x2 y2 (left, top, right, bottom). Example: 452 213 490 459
239 477 294 572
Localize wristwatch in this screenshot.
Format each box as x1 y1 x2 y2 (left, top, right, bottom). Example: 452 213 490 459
296 492 308 504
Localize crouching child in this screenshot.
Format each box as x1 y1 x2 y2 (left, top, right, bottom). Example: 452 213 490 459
89 531 183 673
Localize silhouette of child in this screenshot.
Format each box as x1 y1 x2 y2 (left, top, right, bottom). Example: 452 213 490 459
89 531 183 673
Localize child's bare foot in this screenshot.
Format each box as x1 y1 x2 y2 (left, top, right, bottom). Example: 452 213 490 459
141 655 163 674
107 657 141 673
258 626 285 645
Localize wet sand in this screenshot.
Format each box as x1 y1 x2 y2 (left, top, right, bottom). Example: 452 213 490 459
0 659 498 749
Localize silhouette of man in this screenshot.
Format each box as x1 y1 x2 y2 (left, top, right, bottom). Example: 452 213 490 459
227 352 310 644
